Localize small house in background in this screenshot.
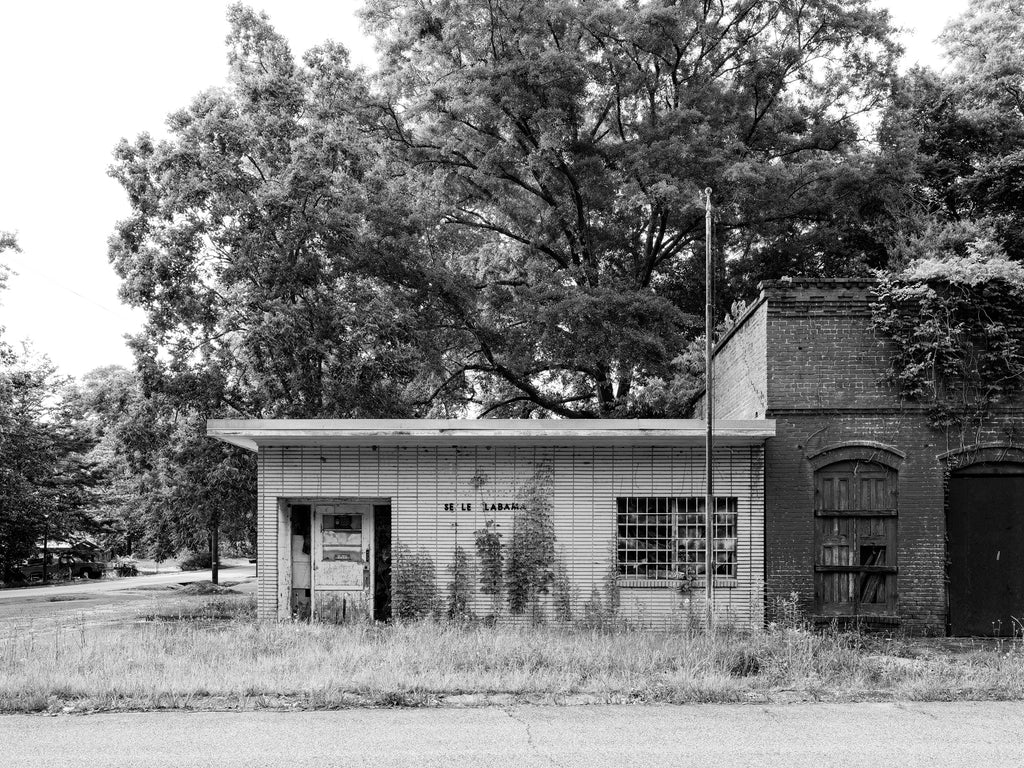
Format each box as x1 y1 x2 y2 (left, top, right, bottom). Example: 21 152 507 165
697 278 1024 636
206 420 774 627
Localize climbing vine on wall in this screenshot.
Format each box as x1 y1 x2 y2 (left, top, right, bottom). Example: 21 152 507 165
872 244 1024 432
474 519 504 615
506 464 556 616
446 545 474 621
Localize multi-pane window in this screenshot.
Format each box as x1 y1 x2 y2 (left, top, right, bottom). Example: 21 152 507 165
616 496 738 581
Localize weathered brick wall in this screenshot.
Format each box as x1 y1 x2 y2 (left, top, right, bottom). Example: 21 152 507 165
705 299 769 420
764 278 897 410
764 413 947 632
756 280 946 630
755 278 1024 633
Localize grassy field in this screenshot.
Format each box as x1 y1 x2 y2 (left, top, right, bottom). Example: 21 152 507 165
2 592 1023 713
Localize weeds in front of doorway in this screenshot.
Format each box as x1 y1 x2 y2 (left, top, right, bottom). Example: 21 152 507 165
391 544 441 620
3 592 1024 713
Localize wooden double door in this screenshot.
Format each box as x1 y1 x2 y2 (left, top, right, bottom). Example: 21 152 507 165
814 461 898 618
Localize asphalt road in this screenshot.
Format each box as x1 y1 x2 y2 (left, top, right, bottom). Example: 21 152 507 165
0 563 257 628
1 702 1021 767
0 562 257 603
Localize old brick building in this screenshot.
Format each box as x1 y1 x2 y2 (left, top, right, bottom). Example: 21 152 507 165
700 278 1024 635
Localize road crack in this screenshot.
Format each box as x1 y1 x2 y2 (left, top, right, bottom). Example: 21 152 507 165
894 702 939 720
504 706 567 768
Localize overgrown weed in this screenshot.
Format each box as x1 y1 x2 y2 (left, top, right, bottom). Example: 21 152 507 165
2 594 1023 713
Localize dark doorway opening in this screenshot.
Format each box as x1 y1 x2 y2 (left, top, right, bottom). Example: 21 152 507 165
289 503 312 620
948 463 1024 637
373 504 392 622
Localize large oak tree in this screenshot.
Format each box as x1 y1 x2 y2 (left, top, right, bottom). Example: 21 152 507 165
361 0 900 415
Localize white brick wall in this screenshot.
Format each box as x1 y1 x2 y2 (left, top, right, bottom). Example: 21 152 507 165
258 443 765 628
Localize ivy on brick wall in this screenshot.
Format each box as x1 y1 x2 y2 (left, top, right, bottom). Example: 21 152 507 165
872 242 1024 430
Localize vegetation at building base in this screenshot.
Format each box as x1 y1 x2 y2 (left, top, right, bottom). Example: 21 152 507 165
505 467 557 616
446 545 474 621
2 592 1024 714
393 465 564 622
391 544 441 620
474 520 504 616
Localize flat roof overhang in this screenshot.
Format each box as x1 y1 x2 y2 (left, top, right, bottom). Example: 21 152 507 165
206 419 775 452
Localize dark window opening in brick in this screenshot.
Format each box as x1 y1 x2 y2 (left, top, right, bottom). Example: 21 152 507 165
814 461 897 617
617 496 738 581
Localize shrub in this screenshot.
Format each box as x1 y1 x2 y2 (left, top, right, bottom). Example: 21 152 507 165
551 562 574 623
392 544 440 620
178 551 216 571
474 519 503 615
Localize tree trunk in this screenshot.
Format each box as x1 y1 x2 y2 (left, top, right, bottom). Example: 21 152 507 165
210 512 220 585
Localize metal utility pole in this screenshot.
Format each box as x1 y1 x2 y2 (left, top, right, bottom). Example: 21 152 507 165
41 514 50 584
704 187 715 632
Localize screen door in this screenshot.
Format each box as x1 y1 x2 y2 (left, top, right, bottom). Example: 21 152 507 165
312 503 374 622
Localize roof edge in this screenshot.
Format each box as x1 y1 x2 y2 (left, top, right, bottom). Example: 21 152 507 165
207 418 776 452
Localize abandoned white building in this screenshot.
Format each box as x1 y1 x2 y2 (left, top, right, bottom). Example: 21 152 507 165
206 419 775 627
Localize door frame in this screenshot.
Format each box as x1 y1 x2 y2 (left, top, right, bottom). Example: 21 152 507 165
812 460 899 618
279 497 390 621
939 445 1024 636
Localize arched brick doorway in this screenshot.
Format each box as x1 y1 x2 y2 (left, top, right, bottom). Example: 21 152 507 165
813 460 898 618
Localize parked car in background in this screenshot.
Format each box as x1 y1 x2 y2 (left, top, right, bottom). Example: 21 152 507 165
18 552 105 582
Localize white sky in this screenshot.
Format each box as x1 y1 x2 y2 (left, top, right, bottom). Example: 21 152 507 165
0 0 967 379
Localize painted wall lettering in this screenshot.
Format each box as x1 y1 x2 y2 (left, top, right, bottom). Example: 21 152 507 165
441 501 521 512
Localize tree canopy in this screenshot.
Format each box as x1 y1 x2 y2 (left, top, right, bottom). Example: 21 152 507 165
879 0 1024 263
108 1 904 421
357 0 900 416
109 5 422 420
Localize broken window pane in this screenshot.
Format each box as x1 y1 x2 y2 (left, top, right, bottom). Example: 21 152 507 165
616 496 739 580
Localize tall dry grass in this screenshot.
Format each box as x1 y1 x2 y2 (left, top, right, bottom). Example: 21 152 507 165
2 594 1023 712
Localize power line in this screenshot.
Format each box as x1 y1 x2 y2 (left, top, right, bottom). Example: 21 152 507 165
6 261 136 321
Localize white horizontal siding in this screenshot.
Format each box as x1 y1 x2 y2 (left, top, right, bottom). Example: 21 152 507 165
258 443 765 628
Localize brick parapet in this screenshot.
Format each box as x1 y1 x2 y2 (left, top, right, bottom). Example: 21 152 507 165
762 279 901 412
